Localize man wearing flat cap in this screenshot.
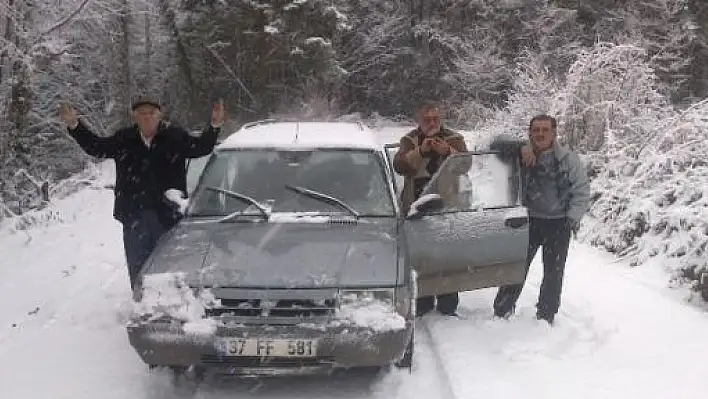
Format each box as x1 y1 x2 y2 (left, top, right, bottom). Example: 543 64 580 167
58 97 226 290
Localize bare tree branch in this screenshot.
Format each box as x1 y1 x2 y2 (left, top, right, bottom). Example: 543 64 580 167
205 43 258 112
36 0 92 41
0 200 18 219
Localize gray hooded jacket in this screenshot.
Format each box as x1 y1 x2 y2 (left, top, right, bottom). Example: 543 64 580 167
490 135 590 223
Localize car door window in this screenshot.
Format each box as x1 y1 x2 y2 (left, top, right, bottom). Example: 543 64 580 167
418 152 521 213
186 154 213 196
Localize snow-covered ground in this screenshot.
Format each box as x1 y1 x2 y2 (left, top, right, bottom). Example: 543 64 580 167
2 131 708 399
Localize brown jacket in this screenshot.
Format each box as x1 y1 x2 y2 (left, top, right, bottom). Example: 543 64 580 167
393 127 468 214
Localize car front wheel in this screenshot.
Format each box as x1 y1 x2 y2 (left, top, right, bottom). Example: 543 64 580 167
149 365 206 384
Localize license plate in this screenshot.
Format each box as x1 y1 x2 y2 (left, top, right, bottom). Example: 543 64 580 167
216 338 318 357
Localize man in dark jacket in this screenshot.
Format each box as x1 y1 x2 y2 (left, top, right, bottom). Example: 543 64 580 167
491 115 590 325
393 101 468 317
59 97 225 289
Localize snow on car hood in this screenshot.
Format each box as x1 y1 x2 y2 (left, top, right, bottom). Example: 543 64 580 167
142 218 400 288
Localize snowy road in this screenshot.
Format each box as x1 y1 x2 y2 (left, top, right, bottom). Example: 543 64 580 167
2 159 708 398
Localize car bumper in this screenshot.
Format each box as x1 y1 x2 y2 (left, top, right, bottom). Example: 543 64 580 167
126 319 413 376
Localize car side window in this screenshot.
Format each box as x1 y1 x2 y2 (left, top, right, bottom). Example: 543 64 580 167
421 152 521 212
186 154 212 196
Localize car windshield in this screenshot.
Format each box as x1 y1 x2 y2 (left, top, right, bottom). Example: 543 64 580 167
189 149 395 217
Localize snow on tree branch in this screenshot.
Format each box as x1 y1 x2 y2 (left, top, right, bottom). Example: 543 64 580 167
35 0 92 40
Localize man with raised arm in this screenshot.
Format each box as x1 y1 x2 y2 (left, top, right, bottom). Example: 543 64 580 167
59 97 226 289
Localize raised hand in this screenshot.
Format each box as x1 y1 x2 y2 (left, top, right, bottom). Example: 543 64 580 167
520 144 536 167
211 99 226 127
58 101 79 129
432 137 450 155
420 138 434 155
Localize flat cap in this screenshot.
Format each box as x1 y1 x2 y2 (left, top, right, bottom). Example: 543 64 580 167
131 97 161 111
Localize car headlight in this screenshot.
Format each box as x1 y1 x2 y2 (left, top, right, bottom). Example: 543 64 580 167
394 286 413 318
339 288 412 318
130 272 213 323
339 289 395 307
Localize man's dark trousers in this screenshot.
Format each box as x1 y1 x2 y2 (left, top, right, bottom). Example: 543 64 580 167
493 217 571 322
417 293 459 316
122 210 170 290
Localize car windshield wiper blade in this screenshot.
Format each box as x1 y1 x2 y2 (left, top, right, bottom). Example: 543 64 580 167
285 185 359 218
205 186 270 221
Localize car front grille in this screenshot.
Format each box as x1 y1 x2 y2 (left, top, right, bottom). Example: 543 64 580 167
206 298 337 318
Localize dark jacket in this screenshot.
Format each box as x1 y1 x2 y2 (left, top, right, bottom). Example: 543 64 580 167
392 126 468 214
68 120 220 227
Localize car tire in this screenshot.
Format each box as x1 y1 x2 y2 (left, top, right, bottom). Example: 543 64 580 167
171 366 206 380
699 273 708 302
148 365 205 384
168 365 206 397
168 365 189 377
394 330 414 369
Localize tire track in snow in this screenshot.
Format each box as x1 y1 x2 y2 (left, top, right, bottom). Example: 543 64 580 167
415 319 459 399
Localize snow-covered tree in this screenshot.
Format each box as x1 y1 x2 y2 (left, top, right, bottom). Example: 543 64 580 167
558 42 673 152
0 0 166 217
165 0 350 125
614 0 703 103
484 42 673 151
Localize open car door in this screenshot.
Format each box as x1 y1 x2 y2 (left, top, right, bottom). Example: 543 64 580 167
394 150 529 297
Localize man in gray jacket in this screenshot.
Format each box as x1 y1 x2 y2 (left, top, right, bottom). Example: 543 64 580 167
491 115 590 325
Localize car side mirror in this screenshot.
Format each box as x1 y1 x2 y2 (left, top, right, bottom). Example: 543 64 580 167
406 194 444 219
164 189 189 215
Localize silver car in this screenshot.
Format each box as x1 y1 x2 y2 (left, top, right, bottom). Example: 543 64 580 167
127 120 529 377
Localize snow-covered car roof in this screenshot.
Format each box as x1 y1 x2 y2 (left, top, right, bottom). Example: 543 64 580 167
218 121 380 151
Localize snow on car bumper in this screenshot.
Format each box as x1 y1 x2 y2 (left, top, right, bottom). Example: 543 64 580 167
126 319 413 375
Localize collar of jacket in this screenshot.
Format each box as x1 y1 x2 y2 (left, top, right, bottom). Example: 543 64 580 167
134 120 171 139
549 140 573 161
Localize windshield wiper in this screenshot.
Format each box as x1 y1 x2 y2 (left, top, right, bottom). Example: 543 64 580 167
205 186 270 222
285 185 360 218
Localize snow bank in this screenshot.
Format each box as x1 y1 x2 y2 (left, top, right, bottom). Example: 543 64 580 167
584 100 708 299
0 161 112 232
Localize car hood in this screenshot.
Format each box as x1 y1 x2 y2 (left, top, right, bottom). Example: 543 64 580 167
144 218 400 288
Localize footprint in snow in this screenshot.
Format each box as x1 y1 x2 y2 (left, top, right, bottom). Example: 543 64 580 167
61 265 77 277
495 306 611 362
